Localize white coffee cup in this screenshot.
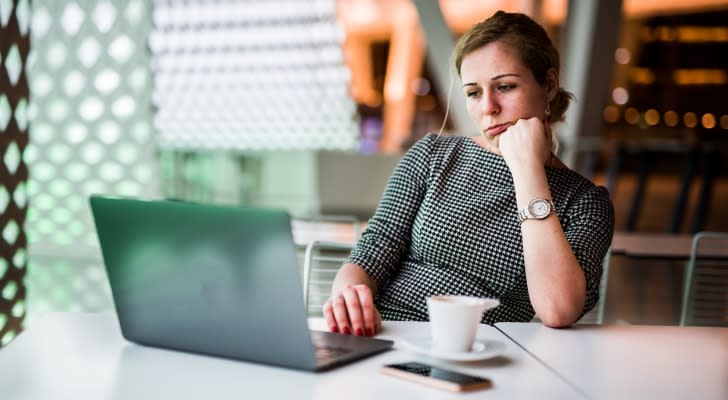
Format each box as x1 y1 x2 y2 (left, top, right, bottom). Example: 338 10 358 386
427 295 500 353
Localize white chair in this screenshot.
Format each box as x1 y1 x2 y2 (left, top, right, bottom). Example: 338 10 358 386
292 214 361 316
302 240 355 316
680 231 728 327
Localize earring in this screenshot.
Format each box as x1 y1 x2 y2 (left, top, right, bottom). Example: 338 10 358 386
545 102 552 117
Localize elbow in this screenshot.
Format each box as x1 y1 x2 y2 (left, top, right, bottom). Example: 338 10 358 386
532 275 587 328
535 301 583 328
539 311 576 328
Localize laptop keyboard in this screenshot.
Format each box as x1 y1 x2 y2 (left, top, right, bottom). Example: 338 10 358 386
314 345 354 363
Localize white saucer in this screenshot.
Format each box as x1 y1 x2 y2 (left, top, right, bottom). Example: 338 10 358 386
398 337 507 362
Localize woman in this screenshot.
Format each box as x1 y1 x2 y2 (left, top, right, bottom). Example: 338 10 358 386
323 11 614 336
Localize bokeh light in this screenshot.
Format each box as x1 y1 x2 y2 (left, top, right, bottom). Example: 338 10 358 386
645 109 660 126
683 112 698 128
612 87 629 105
624 107 640 125
701 113 716 129
664 110 679 127
615 48 631 64
603 105 619 123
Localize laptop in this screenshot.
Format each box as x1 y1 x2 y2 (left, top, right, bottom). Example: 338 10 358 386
89 195 393 372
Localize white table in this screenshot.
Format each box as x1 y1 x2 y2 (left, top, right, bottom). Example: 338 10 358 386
610 232 728 259
0 313 583 400
496 322 728 400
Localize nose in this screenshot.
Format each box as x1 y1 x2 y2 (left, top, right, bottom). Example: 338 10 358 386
481 91 499 116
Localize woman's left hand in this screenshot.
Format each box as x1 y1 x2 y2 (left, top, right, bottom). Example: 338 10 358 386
498 117 552 174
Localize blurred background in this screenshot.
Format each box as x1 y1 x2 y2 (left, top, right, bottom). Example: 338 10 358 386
1 0 727 345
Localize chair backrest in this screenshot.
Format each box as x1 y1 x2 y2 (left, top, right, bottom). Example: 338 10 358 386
302 241 355 316
291 215 362 245
680 231 728 327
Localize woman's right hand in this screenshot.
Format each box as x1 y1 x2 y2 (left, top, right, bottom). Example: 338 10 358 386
322 284 382 337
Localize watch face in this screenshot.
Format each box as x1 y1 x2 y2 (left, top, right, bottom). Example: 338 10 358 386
529 199 551 218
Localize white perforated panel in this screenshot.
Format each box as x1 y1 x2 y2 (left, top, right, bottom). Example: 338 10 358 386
25 0 157 318
150 0 359 151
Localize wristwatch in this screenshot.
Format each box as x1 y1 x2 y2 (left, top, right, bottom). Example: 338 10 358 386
518 198 555 224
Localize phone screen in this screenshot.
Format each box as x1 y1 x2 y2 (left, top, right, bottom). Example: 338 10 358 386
382 362 492 392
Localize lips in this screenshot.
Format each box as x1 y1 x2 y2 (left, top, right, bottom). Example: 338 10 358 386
484 122 511 137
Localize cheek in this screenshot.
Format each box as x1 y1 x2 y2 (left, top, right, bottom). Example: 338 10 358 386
523 94 545 116
465 101 480 119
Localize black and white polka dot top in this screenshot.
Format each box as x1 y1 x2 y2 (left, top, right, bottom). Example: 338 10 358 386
346 134 615 324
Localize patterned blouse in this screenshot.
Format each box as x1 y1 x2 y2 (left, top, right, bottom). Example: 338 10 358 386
346 134 615 324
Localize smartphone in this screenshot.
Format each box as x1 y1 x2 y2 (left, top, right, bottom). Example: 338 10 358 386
381 362 493 392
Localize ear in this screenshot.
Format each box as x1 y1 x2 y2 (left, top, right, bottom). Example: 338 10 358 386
545 68 559 101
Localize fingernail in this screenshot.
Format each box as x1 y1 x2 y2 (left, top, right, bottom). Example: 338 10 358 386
366 328 373 336
355 328 363 336
330 326 339 333
342 326 351 335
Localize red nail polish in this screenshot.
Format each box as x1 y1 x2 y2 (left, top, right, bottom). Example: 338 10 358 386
355 328 363 336
342 326 351 335
330 326 339 333
366 328 373 336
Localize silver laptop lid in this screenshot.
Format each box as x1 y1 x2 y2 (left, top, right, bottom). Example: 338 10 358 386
90 195 319 370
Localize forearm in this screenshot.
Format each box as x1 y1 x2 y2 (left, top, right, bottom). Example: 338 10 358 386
331 263 378 297
514 167 586 327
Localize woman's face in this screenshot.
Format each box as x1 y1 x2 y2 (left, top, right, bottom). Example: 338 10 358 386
460 41 553 151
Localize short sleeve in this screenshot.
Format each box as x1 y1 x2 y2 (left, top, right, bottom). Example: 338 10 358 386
563 185 615 317
345 134 434 289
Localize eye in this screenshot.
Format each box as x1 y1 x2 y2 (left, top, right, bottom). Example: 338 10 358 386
467 90 481 98
497 84 515 92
